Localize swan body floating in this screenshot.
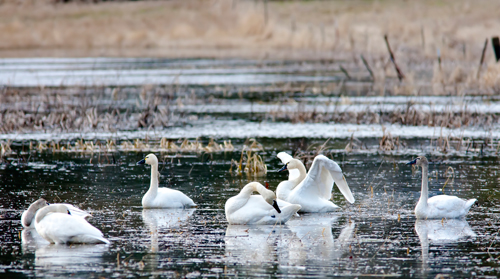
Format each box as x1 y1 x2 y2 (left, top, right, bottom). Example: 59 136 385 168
225 182 301 225
407 156 476 219
21 198 90 228
276 152 355 212
34 204 109 244
137 154 196 208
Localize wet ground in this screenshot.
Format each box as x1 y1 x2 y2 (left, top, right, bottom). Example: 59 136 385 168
0 58 499 278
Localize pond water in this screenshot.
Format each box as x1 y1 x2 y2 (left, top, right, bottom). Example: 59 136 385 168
1 141 499 278
1 57 500 278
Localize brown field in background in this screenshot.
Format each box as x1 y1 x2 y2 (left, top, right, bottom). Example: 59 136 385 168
0 0 499 94
0 0 499 61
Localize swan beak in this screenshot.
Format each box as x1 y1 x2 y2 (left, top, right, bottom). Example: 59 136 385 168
272 200 281 213
137 159 146 165
67 210 71 215
407 158 417 165
278 164 288 172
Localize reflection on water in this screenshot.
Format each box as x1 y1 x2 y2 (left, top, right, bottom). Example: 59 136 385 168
34 244 108 275
21 228 49 252
1 150 499 278
285 214 355 267
225 224 295 265
415 219 476 273
141 208 195 252
224 214 355 269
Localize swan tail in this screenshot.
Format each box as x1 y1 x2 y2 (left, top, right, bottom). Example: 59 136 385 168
276 204 302 223
330 171 355 204
465 199 476 211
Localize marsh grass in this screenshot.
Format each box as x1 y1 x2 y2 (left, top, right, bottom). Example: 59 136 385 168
229 138 267 176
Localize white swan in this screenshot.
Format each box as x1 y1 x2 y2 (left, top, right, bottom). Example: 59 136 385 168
34 204 109 244
225 182 301 225
21 198 90 228
137 154 196 208
276 152 355 212
407 156 476 219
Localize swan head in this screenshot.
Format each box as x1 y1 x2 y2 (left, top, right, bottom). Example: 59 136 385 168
278 158 302 172
30 198 50 210
407 156 429 167
137 154 158 166
260 189 281 214
22 198 50 227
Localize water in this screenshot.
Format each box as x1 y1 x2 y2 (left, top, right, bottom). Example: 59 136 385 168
1 57 500 278
1 147 499 278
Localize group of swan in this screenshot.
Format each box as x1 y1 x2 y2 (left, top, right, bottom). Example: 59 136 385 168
21 198 109 245
22 153 476 245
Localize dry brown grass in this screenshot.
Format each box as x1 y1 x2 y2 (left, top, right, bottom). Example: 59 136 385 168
0 0 499 64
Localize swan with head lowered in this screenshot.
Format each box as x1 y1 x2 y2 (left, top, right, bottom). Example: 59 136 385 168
276 152 355 212
34 204 109 244
225 182 301 225
21 198 90 229
137 154 196 208
407 156 476 219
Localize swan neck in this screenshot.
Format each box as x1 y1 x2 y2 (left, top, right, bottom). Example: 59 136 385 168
291 163 307 186
241 182 266 197
34 206 51 224
419 165 429 206
149 163 159 196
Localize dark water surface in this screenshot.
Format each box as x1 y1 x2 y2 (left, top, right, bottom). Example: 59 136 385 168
1 141 499 278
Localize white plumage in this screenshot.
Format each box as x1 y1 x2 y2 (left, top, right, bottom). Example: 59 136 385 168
137 154 196 208
276 152 355 212
408 156 476 219
225 182 301 225
34 204 109 245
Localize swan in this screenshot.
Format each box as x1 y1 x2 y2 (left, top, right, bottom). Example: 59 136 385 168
21 198 90 228
34 204 109 244
137 154 196 208
407 156 476 219
276 152 355 212
225 182 301 225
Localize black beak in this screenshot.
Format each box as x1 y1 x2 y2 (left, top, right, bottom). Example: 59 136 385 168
407 158 417 165
67 210 71 215
278 164 288 172
272 200 281 214
137 159 146 165
46 202 50 206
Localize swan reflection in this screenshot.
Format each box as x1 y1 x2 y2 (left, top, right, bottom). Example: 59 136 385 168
225 224 295 264
224 214 355 267
141 208 195 252
286 213 355 265
415 219 476 271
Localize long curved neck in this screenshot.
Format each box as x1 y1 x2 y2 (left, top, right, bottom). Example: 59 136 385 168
290 163 307 186
240 182 268 197
148 163 159 197
23 206 38 227
419 165 429 207
34 206 54 224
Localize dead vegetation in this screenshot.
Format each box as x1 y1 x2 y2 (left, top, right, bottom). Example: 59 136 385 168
229 138 267 176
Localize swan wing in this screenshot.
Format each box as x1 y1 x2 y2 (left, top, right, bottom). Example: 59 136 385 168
56 203 91 219
427 195 474 218
295 155 355 203
277 152 301 181
37 213 108 244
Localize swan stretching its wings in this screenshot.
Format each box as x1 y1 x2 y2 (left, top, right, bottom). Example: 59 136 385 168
407 156 476 219
34 204 109 244
225 182 301 225
276 152 355 212
137 154 196 208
